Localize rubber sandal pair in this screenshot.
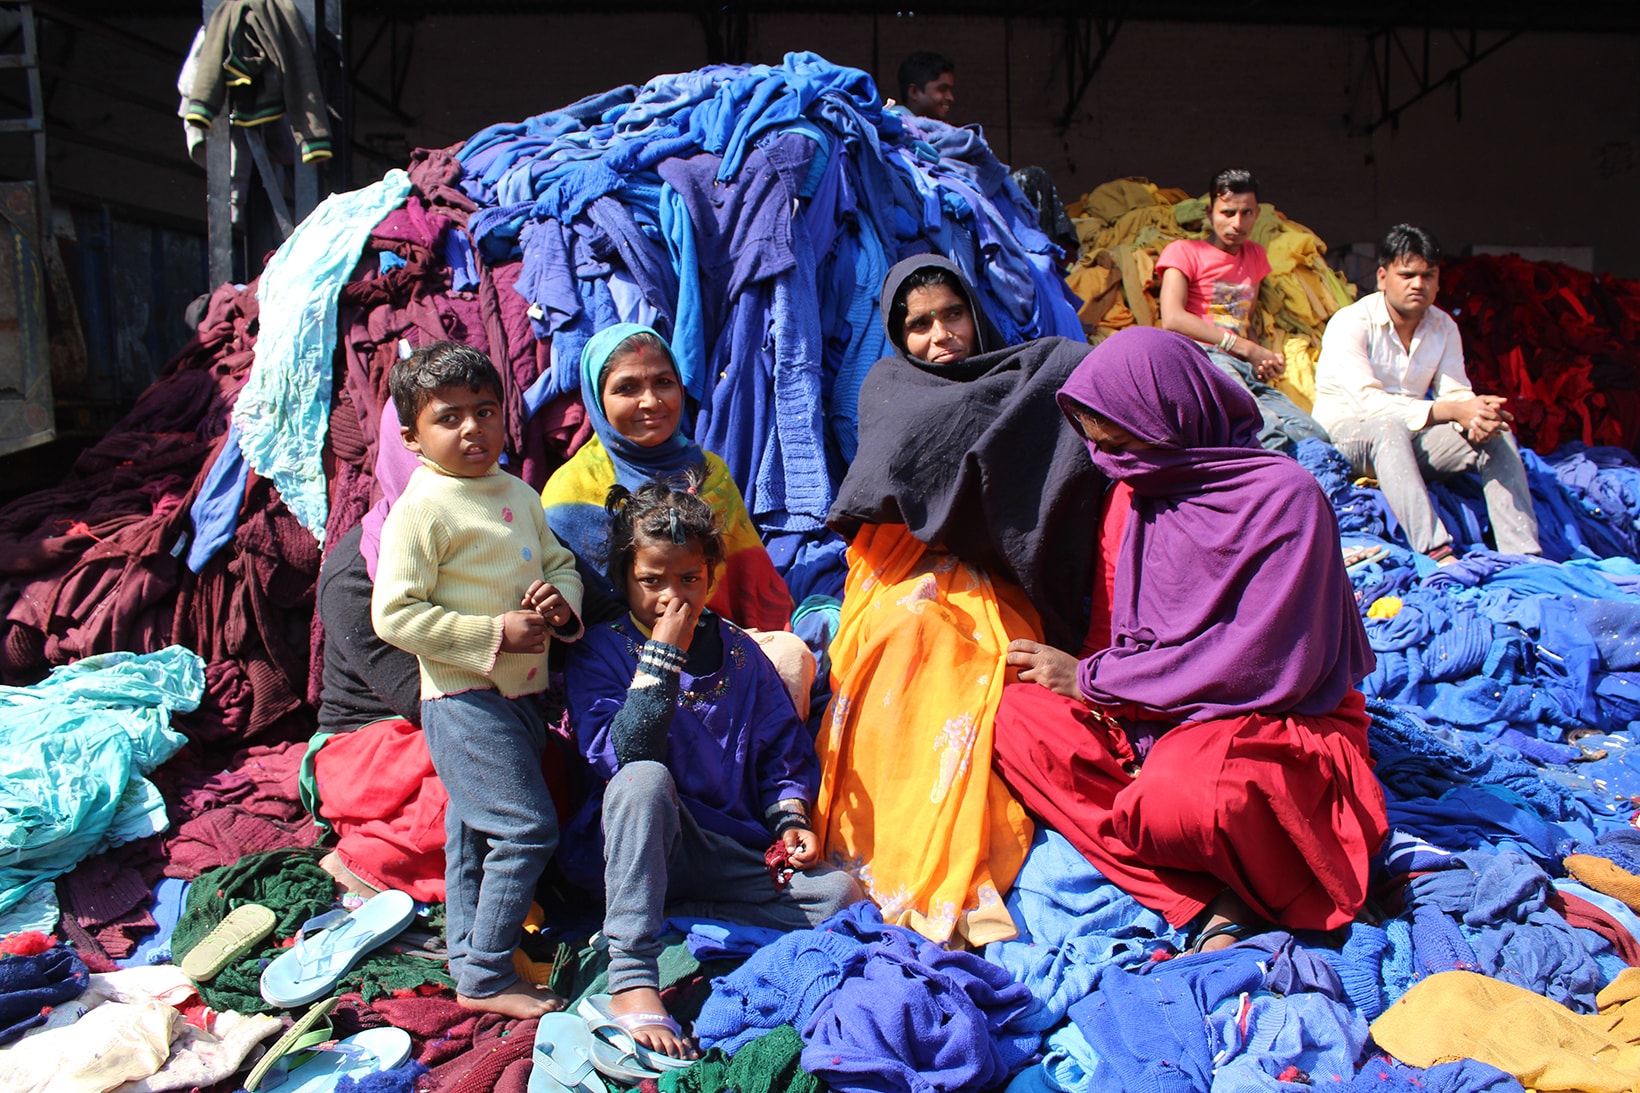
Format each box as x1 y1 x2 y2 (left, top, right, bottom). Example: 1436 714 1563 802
244 997 339 1091
531 1004 690 1091
260 890 416 1008
242 993 411 1092
252 1029 411 1093
180 901 275 982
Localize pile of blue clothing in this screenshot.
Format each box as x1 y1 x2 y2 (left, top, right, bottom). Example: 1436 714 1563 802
454 50 1081 535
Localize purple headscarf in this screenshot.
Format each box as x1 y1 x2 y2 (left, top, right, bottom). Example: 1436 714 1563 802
1057 327 1373 720
359 403 419 580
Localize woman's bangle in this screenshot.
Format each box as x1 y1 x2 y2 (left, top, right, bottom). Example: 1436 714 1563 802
1218 330 1237 353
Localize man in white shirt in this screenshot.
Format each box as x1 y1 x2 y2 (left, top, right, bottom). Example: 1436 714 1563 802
1313 225 1540 563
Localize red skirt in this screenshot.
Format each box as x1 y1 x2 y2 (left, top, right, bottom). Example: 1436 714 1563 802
313 718 449 902
992 684 1386 930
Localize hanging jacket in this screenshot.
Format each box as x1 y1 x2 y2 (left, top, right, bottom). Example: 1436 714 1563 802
185 0 332 163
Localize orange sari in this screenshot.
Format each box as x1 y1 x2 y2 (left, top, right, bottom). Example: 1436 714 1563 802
813 523 1036 945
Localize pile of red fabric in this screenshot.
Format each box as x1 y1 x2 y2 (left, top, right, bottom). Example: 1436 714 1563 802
1439 254 1640 456
0 148 588 749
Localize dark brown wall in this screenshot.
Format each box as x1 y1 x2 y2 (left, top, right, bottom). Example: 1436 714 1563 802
13 14 1637 275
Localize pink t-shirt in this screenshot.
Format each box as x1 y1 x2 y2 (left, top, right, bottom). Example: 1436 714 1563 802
1155 238 1271 339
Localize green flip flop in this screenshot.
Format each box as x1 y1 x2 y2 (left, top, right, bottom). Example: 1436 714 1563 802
243 995 341 1092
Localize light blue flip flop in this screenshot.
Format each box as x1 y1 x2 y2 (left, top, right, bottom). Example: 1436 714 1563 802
259 890 416 1008
576 993 693 1077
528 1012 603 1093
261 1027 412 1093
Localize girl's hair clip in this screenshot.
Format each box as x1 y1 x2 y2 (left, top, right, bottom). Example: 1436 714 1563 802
669 507 686 544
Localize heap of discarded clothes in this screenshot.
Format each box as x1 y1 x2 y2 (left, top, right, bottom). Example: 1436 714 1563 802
1439 254 1640 455
11 53 1640 1093
1064 175 1357 412
0 49 1079 734
1062 179 1640 463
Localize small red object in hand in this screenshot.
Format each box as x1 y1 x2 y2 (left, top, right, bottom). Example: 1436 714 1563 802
765 841 795 891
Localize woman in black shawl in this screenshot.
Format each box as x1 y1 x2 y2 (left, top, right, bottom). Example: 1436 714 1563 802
812 255 1104 945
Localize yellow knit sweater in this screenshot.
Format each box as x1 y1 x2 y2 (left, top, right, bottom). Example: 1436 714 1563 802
372 462 583 699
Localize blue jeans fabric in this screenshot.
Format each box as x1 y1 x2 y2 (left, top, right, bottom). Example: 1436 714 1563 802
1204 348 1330 453
421 688 559 998
600 760 861 994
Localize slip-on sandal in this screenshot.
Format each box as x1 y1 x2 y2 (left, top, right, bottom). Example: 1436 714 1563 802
180 901 276 982
576 993 692 1077
259 890 416 1008
1342 544 1389 568
243 996 340 1092
528 1012 604 1093
1186 920 1257 955
254 1027 412 1093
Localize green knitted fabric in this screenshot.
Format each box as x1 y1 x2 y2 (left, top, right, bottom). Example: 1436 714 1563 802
550 931 701 1005
172 848 452 1013
658 1026 823 1093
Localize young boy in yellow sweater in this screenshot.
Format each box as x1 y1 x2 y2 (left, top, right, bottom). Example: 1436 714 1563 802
372 341 584 1018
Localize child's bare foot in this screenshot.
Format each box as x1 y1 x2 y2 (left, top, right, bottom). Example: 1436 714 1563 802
610 986 698 1060
319 851 379 900
458 981 568 1018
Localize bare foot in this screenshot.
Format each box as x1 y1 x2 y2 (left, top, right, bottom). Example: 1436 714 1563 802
319 851 379 900
458 980 568 1019
1191 891 1259 954
609 986 698 1060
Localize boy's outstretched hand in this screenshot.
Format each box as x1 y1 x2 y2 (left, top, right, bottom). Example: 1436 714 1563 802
500 609 548 653
522 580 577 631
782 826 822 870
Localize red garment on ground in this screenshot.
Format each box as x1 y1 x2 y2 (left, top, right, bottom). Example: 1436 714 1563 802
162 740 319 878
312 718 579 903
314 717 448 903
1550 889 1640 966
992 684 1385 930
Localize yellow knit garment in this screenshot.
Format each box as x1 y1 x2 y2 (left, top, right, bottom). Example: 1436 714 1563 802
1372 968 1640 1093
373 462 582 699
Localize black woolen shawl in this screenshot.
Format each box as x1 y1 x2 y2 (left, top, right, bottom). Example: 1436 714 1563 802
828 255 1105 650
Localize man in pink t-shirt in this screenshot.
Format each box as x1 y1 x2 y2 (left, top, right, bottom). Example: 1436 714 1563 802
1157 169 1328 452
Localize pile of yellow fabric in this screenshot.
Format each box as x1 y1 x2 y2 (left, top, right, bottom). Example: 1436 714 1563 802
1065 176 1358 411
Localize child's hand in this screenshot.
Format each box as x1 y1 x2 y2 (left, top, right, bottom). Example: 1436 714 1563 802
500 609 548 653
651 596 698 652
523 581 576 630
782 826 821 870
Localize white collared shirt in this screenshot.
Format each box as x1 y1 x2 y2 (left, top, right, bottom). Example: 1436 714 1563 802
1312 290 1474 436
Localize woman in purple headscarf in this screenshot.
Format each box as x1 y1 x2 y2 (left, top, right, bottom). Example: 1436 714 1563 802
995 326 1386 951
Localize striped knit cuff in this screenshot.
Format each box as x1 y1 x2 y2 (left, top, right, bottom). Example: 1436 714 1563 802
638 639 686 677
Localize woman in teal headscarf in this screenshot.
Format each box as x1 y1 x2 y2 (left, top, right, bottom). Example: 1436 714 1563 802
541 323 796 633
